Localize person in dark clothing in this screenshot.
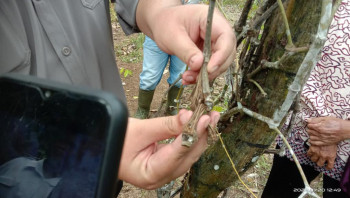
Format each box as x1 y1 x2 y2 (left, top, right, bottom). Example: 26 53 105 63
0 0 235 190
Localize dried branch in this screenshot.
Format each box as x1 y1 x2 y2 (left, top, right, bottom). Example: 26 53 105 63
234 0 254 37
220 107 240 122
182 0 216 147
237 1 280 46
247 52 294 80
213 84 228 106
170 186 182 198
156 181 174 198
201 0 215 110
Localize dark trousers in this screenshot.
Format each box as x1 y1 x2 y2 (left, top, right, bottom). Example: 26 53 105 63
262 154 349 198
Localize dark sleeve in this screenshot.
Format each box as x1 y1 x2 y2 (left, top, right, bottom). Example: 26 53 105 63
114 0 140 35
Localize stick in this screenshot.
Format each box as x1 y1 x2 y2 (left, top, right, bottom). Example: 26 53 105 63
182 0 216 147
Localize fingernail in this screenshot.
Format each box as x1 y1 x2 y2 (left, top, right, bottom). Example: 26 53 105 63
184 75 195 82
208 65 219 74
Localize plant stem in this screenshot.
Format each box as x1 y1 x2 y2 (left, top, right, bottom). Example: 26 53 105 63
201 0 216 110
277 0 294 48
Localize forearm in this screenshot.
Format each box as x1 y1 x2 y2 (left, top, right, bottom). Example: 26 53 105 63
136 0 182 38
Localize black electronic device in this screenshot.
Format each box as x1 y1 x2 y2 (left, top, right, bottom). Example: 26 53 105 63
0 74 128 198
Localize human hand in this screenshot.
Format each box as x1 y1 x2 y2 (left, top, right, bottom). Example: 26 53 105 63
136 2 236 84
306 117 350 146
307 144 337 170
118 109 220 189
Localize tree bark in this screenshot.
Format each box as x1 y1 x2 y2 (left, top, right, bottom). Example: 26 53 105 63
181 0 324 197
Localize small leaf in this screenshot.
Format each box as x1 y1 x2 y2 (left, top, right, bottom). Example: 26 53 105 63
124 69 133 77
120 68 125 75
213 105 225 113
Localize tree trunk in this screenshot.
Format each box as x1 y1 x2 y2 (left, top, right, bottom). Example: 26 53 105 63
181 0 323 197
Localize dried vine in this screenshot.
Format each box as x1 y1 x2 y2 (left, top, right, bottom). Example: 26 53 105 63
182 0 216 147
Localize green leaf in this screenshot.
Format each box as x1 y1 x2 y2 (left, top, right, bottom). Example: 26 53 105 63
120 67 125 75
213 105 225 113
124 69 133 77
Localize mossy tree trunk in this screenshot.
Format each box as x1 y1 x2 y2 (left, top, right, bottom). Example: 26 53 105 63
181 0 325 197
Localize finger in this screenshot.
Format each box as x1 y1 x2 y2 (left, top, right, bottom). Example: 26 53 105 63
170 114 212 177
307 123 321 131
206 12 235 76
308 135 321 142
146 115 211 184
307 149 314 157
128 110 193 147
310 154 319 163
316 157 326 167
208 111 220 126
182 70 198 85
207 36 235 80
208 52 235 81
306 117 324 124
308 140 327 146
306 128 319 136
326 158 335 170
156 113 211 161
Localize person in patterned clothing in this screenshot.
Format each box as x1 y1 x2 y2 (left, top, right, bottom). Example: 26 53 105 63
262 1 350 197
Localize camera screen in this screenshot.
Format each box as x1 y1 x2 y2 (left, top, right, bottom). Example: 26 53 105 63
0 80 110 198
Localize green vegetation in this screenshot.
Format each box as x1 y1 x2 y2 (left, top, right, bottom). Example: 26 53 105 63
109 2 117 24
116 33 145 63
119 67 133 77
110 2 144 64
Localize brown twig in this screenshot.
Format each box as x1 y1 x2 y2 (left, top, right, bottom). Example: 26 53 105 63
237 1 280 46
182 0 216 147
234 0 254 37
213 84 228 106
220 107 240 122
